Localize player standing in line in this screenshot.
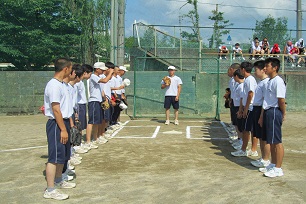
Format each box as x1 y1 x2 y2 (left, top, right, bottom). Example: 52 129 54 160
232 61 258 157
75 64 93 134
250 60 271 168
43 58 75 200
259 58 286 177
161 66 183 125
85 62 113 149
110 66 124 126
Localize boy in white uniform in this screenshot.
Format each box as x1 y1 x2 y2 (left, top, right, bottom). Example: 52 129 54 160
43 58 75 200
161 66 183 125
232 61 258 157
250 60 271 168
85 62 113 149
259 58 286 177
110 66 124 125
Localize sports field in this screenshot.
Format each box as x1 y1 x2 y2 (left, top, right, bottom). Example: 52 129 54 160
0 113 305 203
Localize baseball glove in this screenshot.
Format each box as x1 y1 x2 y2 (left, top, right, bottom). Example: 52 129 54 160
70 126 82 146
163 76 171 86
101 100 110 110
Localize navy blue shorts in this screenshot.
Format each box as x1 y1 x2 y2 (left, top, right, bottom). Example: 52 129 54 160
253 106 263 138
241 109 254 132
231 106 239 126
263 107 283 144
78 104 87 130
103 102 112 122
46 119 71 164
164 96 179 109
88 101 103 124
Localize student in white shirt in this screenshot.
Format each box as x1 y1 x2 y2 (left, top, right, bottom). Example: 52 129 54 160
250 60 271 169
232 61 258 157
43 58 75 200
85 62 113 150
161 66 183 125
258 58 286 178
110 66 124 125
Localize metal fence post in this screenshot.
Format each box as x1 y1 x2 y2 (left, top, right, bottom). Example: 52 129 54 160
154 28 157 56
281 54 285 74
180 38 182 70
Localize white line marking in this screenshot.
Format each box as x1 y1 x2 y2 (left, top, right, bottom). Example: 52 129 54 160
111 121 130 138
0 145 47 153
186 126 191 139
152 126 160 138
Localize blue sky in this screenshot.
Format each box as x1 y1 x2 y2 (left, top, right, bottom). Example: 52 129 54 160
125 0 306 45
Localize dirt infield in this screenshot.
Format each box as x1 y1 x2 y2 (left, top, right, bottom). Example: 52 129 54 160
0 113 305 203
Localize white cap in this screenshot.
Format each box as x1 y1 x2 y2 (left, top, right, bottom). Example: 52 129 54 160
168 66 176 70
93 62 108 70
119 66 128 72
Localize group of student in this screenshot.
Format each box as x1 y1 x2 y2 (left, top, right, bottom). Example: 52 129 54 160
43 58 128 200
218 37 306 66
225 58 287 178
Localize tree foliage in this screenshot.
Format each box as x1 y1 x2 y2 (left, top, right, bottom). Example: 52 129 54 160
181 0 201 42
208 9 233 48
253 15 289 47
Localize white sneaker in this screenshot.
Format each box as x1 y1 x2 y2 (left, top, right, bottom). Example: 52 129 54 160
98 136 108 144
264 167 284 178
297 64 301 67
105 129 114 134
233 57 235 60
75 147 88 154
68 164 75 170
55 180 76 189
242 57 245 60
292 64 295 67
104 134 113 140
174 120 179 125
62 173 74 181
247 150 259 157
84 142 98 150
252 57 255 60
259 163 275 173
165 120 170 125
251 158 270 168
43 189 69 200
64 169 75 176
231 149 247 157
219 57 222 60
260 57 264 60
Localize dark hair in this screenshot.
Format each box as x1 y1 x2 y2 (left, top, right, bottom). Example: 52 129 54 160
235 43 240 46
230 63 240 70
82 64 93 73
225 88 230 92
240 61 253 73
105 61 115 69
73 64 84 78
54 58 71 72
254 37 258 40
233 69 244 79
265 57 280 72
253 60 265 70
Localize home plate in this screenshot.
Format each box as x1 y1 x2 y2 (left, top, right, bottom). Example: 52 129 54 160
162 130 183 134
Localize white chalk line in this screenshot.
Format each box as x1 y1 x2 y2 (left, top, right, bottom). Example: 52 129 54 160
0 145 47 153
111 121 130 138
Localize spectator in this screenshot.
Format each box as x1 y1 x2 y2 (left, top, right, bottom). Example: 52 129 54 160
232 43 245 60
218 45 229 59
270 43 281 57
260 37 270 55
289 45 300 67
295 38 304 54
283 40 294 62
252 41 264 60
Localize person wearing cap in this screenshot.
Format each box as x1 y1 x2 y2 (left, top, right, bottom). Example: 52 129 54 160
161 66 183 125
283 40 294 63
270 43 281 57
84 62 113 150
119 66 128 101
218 45 229 59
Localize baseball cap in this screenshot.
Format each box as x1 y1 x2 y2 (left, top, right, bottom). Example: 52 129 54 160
221 45 226 49
93 62 108 70
168 66 176 70
119 66 128 72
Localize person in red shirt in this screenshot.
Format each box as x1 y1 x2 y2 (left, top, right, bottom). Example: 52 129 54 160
270 43 281 57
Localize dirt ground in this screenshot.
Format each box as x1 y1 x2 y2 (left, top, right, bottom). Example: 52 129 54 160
0 112 305 204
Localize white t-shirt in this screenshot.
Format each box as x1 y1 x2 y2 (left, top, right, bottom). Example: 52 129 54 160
253 45 261 52
44 78 71 119
118 75 125 94
88 74 102 102
76 81 87 104
228 77 236 99
64 83 74 117
110 75 122 95
233 82 244 107
68 83 78 110
99 74 112 99
253 78 269 106
233 47 242 53
161 75 183 96
263 76 286 110
242 75 257 111
285 44 294 54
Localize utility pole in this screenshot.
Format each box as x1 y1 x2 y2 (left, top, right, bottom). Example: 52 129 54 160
297 0 302 40
117 0 125 66
111 0 118 64
212 4 218 49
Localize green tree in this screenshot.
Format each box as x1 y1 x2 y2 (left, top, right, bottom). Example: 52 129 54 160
253 15 289 47
208 8 233 48
181 0 201 42
0 0 81 70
